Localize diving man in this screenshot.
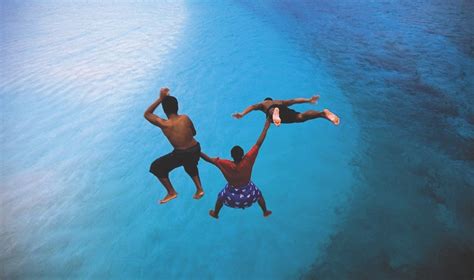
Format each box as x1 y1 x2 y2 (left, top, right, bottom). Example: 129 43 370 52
233 95 340 126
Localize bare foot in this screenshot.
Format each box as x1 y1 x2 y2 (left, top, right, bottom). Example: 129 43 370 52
193 190 204 200
272 107 281 126
263 210 272 217
323 109 340 125
209 210 219 219
159 193 177 204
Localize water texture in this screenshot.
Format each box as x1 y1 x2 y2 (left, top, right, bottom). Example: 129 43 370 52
2 1 356 278
237 0 474 279
1 0 473 279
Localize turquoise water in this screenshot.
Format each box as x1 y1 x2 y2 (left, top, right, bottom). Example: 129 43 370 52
1 1 472 279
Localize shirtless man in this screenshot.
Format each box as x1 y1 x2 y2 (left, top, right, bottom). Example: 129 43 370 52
232 95 340 126
144 87 204 204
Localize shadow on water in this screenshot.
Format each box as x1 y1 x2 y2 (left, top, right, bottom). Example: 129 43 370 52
238 0 474 279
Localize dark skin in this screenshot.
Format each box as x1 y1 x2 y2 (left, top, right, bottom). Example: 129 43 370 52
232 95 340 125
144 89 197 150
144 88 204 204
201 119 272 219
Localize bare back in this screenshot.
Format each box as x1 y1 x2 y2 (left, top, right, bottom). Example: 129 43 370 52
161 115 197 150
260 100 284 113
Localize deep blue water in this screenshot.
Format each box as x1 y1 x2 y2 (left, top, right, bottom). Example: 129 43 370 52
1 1 473 279
242 1 474 279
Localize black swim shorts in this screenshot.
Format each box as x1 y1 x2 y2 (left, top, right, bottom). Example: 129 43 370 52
150 143 201 179
267 105 300 123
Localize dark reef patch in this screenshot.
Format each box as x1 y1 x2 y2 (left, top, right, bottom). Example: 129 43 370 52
238 0 474 279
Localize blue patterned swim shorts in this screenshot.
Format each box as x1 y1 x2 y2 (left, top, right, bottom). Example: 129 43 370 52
218 181 262 209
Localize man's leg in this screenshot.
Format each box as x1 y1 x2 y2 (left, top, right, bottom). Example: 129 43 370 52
257 196 272 217
183 148 204 199
190 175 204 199
150 153 180 204
209 197 224 219
296 109 340 125
183 165 204 199
157 177 178 204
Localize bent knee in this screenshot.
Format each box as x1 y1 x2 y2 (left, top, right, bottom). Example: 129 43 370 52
295 114 306 122
183 164 199 177
150 160 169 178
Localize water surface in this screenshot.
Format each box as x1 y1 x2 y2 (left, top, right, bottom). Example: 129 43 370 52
1 1 473 279
1 1 356 278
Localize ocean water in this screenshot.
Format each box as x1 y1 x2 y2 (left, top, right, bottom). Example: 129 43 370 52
238 1 474 279
1 1 472 279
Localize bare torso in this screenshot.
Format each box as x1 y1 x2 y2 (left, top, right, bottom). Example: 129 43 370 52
161 115 197 150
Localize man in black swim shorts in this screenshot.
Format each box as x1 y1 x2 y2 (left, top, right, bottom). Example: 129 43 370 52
144 87 204 204
233 94 340 126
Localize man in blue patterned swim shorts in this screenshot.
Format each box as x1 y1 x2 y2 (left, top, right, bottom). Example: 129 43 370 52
201 119 272 219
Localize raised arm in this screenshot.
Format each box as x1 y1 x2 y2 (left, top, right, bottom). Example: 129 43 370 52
200 152 217 165
281 95 319 106
232 103 263 119
255 119 271 147
144 88 169 128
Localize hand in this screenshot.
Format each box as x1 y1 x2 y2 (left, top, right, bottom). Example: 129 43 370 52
309 95 320 104
232 112 244 119
159 87 170 99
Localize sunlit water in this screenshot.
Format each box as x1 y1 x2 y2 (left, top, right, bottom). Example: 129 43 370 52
1 1 472 279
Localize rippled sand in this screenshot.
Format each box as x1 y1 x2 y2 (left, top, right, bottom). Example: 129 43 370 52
1 1 356 278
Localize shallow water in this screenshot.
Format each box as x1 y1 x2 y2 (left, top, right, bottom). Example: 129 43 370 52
1 1 356 278
1 1 473 279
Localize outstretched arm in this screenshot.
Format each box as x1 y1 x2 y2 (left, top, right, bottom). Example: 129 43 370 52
282 95 319 106
255 119 271 147
144 88 169 128
232 103 263 119
200 152 217 165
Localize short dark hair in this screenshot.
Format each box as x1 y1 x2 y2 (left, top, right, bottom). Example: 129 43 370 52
162 96 178 116
264 97 273 101
231 145 244 163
